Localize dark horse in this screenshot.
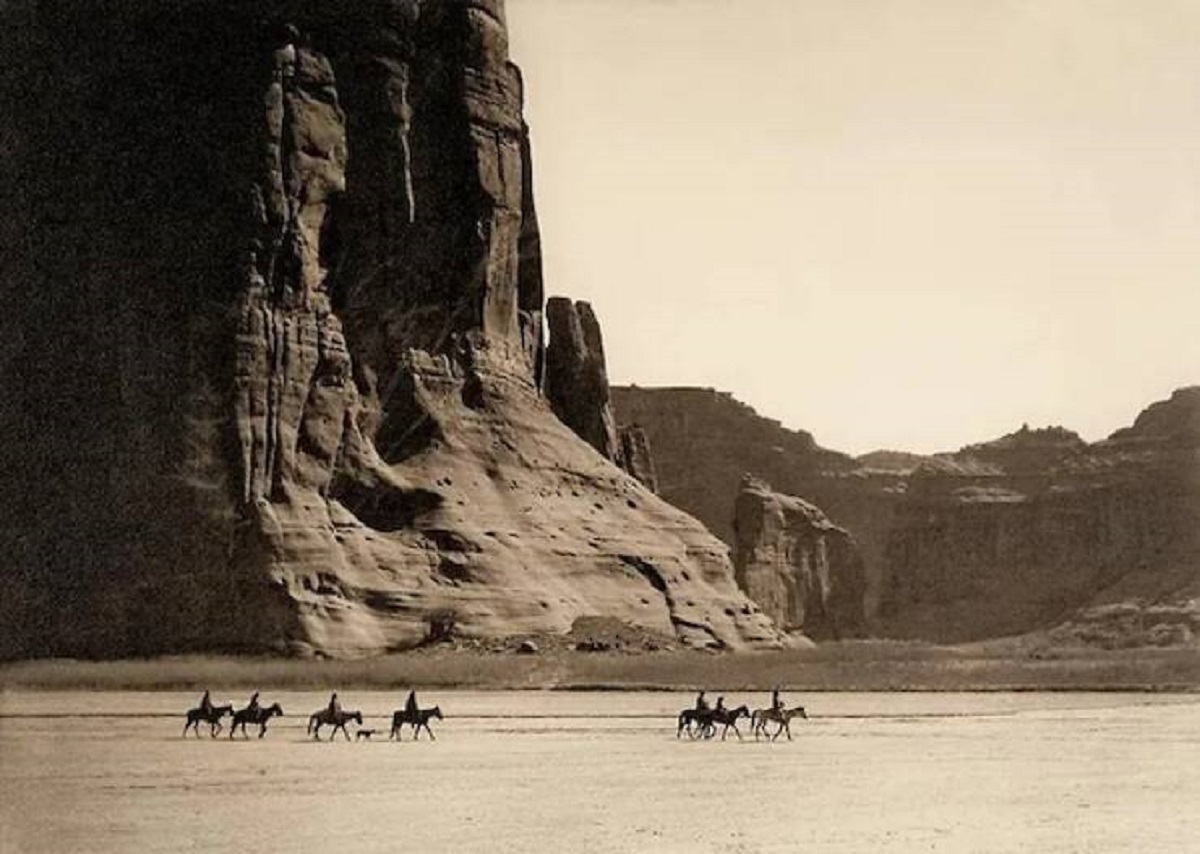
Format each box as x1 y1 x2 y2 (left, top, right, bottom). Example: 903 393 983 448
390 706 443 741
229 703 284 739
307 708 363 741
676 708 710 739
704 705 751 741
183 704 233 738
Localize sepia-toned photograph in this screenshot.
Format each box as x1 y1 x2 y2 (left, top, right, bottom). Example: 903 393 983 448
2 1 1198 851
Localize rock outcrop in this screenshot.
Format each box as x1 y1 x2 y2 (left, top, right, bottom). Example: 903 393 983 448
610 387 894 614
544 299 661 491
616 424 659 493
0 0 777 658
544 297 619 460
610 388 857 542
613 385 1200 645
733 477 866 639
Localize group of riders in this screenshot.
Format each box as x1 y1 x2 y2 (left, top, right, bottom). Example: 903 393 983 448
679 687 806 741
693 688 785 717
196 689 419 720
189 688 426 739
190 686 803 741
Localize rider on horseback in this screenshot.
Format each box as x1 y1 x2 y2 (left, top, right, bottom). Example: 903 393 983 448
404 690 419 720
199 690 214 715
246 691 260 713
695 691 710 713
715 696 726 713
771 688 784 713
327 692 342 716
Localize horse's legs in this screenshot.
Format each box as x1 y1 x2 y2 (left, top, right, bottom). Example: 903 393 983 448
340 724 350 741
423 723 436 741
784 720 792 741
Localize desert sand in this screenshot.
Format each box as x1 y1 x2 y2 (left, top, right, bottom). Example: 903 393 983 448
3 690 1199 853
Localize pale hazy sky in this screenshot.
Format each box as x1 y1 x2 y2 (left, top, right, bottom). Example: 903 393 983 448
507 0 1200 455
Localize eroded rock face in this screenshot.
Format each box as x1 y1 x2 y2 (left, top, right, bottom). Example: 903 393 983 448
544 297 619 460
0 0 777 658
616 424 659 493
733 477 865 639
877 390 1200 642
613 385 1200 645
542 301 659 491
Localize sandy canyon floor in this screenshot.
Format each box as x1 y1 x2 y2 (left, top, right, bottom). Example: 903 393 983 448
2 690 1199 853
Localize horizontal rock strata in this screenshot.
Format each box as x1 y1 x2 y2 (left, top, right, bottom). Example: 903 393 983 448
614 385 1200 645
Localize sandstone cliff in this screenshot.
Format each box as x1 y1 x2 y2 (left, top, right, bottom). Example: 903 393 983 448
733 476 866 639
878 390 1200 643
613 385 1200 645
610 387 896 617
610 388 857 543
544 298 618 460
0 1 777 658
616 425 660 493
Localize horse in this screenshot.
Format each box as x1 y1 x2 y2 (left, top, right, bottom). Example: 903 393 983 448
704 705 751 741
751 705 808 741
183 704 233 738
390 706 443 741
307 708 363 741
676 707 711 739
229 703 284 739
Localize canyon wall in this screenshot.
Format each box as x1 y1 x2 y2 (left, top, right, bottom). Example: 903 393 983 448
733 477 866 639
613 386 1200 645
0 0 778 658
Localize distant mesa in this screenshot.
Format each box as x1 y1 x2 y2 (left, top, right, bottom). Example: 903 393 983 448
613 384 1200 647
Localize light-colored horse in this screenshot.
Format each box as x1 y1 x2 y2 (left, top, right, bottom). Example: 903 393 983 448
751 705 808 741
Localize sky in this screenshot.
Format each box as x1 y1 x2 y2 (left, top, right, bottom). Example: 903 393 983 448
506 0 1200 455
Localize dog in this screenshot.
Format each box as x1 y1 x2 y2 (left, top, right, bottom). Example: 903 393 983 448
355 728 376 741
